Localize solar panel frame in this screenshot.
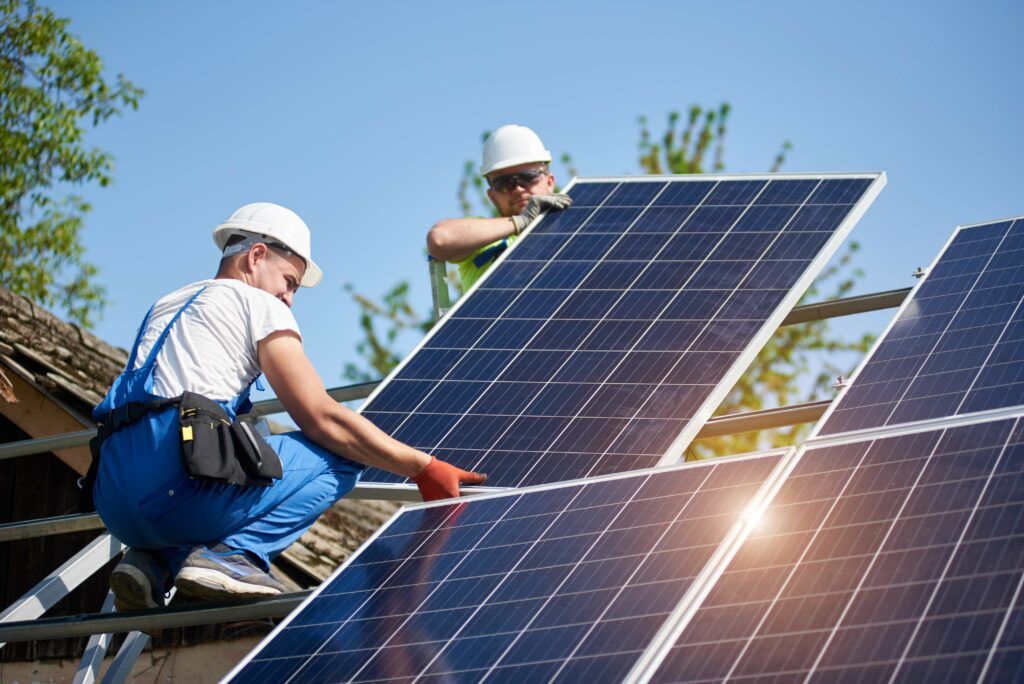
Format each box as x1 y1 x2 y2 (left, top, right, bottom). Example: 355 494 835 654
348 173 886 496
222 447 796 683
812 214 1024 441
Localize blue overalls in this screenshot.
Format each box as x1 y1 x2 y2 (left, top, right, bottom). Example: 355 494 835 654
92 286 364 574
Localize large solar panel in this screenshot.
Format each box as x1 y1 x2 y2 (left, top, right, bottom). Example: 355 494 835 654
818 215 1024 436
225 451 788 683
359 174 885 490
653 415 1024 682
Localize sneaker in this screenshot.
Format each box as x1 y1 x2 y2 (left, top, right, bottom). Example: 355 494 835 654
109 549 170 612
174 543 285 601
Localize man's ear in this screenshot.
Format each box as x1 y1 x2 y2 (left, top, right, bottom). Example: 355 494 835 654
545 173 556 192
246 243 270 272
486 187 498 207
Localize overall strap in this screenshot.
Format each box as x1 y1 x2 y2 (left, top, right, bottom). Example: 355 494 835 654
139 285 209 369
472 239 509 269
124 303 157 371
228 373 263 416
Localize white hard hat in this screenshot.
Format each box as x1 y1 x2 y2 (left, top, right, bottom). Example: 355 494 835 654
213 202 322 288
480 124 552 176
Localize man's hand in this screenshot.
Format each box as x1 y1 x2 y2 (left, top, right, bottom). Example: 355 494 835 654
413 456 487 501
511 193 573 233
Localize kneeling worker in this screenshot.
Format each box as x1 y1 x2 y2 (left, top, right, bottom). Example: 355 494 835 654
427 124 573 291
88 202 485 610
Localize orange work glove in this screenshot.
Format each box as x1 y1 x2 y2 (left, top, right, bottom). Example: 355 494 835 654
413 456 488 501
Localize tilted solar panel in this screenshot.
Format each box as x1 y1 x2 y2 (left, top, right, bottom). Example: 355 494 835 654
224 451 787 683
359 174 885 491
818 215 1024 436
653 415 1024 683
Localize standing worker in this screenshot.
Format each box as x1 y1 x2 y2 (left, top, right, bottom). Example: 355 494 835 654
427 125 573 291
87 202 486 611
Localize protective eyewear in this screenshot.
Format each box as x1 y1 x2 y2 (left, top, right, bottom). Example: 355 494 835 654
488 168 549 193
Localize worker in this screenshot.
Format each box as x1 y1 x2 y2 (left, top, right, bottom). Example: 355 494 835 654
86 202 486 611
427 124 573 291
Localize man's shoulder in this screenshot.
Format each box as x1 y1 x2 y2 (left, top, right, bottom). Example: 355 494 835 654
154 279 216 308
204 279 291 315
157 279 281 316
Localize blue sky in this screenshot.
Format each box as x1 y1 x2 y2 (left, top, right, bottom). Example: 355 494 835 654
49 1 1024 405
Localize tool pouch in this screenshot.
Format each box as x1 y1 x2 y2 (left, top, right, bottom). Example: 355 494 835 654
178 392 282 487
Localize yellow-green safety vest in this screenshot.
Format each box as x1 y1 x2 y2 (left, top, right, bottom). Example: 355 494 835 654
455 233 519 292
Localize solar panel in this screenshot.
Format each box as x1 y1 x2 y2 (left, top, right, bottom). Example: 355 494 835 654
224 450 788 683
818 215 1024 437
358 174 885 491
652 415 1024 682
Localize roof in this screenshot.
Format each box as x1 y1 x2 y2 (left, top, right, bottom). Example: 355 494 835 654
285 499 402 581
0 286 127 423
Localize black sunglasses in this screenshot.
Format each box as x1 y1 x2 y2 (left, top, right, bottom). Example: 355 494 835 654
488 168 549 193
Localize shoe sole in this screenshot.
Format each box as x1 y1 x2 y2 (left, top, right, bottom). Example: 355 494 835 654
110 565 158 612
175 567 283 602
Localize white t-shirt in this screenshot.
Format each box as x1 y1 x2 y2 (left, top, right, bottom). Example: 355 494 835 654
131 279 301 402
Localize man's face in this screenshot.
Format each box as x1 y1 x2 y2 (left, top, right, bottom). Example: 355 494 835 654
486 162 555 217
249 244 306 308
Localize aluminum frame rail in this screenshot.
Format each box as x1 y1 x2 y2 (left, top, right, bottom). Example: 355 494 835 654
0 534 125 644
780 287 910 326
0 289 908 464
1 400 841 537
72 592 116 684
0 591 309 644
0 512 104 542
0 381 381 461
695 399 831 439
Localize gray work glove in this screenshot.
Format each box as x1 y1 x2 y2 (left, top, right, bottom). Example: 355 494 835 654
511 193 573 233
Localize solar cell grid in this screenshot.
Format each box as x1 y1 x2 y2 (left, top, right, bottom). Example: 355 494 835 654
653 416 1024 683
226 452 786 683
819 216 1024 436
360 174 883 490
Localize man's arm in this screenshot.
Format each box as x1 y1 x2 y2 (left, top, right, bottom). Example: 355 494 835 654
427 194 574 262
258 331 486 498
426 217 515 263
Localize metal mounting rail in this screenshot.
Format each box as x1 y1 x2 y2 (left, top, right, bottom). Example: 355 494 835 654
73 591 116 684
0 288 909 464
694 400 832 440
3 399 840 542
0 534 124 640
248 381 380 418
0 591 310 644
0 382 381 461
781 287 910 326
1 398 841 543
0 427 95 460
0 512 104 542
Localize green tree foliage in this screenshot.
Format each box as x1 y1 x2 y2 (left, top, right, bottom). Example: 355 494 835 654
632 105 869 458
341 281 433 383
1 0 142 327
344 104 873 458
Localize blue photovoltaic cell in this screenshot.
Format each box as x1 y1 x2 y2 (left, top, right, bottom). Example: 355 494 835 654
820 216 1024 436
654 417 1024 683
360 175 880 488
227 453 784 683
